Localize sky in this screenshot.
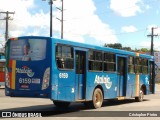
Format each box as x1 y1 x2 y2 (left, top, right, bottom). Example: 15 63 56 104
0 0 160 50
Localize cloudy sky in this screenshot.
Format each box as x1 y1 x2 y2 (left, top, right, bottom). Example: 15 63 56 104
0 0 160 50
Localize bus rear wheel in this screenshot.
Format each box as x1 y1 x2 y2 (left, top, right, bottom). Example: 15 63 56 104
135 89 144 102
53 101 70 108
92 88 103 109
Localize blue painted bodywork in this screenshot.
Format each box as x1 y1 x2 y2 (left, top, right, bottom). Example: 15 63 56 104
127 73 136 97
5 36 155 102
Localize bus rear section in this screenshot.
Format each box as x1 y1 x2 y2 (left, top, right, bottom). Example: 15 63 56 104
5 37 51 98
0 59 5 86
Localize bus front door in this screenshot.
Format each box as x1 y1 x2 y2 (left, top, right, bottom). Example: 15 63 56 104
75 51 86 100
117 57 127 97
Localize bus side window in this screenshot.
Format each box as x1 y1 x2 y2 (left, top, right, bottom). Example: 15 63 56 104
128 56 135 73
88 50 102 71
56 45 74 70
142 59 148 74
135 57 142 74
104 53 116 72
56 57 64 68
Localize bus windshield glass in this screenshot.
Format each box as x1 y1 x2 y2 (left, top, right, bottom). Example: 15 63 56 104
9 39 47 61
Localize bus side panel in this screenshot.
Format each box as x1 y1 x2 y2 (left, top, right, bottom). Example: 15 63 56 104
51 70 75 102
50 72 59 100
103 73 118 99
126 73 136 97
85 72 118 100
50 40 76 102
57 86 75 102
50 42 57 100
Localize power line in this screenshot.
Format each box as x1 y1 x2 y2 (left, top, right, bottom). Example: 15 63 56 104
0 11 15 41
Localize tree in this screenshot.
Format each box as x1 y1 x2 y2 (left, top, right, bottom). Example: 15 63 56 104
104 43 122 49
134 48 150 53
104 43 158 53
122 47 132 51
140 48 149 52
104 43 133 51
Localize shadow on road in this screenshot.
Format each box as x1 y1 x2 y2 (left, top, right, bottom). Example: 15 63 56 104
0 98 150 117
102 99 149 107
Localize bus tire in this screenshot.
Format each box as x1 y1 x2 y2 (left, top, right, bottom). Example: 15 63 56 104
135 89 144 102
92 88 103 109
53 101 70 108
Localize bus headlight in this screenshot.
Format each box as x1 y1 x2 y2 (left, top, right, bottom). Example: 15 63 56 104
5 68 10 88
42 67 50 90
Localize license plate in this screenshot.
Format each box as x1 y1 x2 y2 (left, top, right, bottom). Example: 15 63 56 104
20 84 29 89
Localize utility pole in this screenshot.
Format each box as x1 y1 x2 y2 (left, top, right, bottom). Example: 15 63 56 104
50 0 53 37
42 0 56 37
147 27 158 56
61 0 64 39
0 11 15 41
56 0 64 39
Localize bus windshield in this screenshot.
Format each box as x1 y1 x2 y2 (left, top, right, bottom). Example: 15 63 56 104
9 38 47 61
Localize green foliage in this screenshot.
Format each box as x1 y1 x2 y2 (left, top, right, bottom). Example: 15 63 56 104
122 47 132 51
104 43 154 52
0 53 5 56
104 43 122 49
104 43 132 51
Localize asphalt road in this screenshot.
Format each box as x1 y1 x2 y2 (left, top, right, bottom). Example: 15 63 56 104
0 84 160 119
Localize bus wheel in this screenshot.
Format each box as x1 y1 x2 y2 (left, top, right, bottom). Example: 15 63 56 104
53 101 70 108
92 88 103 109
135 89 144 102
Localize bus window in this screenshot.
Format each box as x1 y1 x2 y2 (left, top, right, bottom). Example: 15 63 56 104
56 46 62 57
104 53 116 72
88 50 102 71
142 59 148 74
88 50 94 60
135 57 142 74
128 56 135 73
95 51 102 61
118 57 125 74
56 45 74 69
9 39 46 61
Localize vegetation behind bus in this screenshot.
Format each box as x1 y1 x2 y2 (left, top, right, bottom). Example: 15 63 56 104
105 43 159 53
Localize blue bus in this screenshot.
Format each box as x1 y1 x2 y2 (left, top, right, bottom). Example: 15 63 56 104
5 36 156 108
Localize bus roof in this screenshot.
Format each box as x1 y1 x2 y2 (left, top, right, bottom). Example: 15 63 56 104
11 36 154 59
0 59 6 62
53 38 153 59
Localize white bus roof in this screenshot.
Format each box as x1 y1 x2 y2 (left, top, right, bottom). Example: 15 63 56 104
0 59 6 62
